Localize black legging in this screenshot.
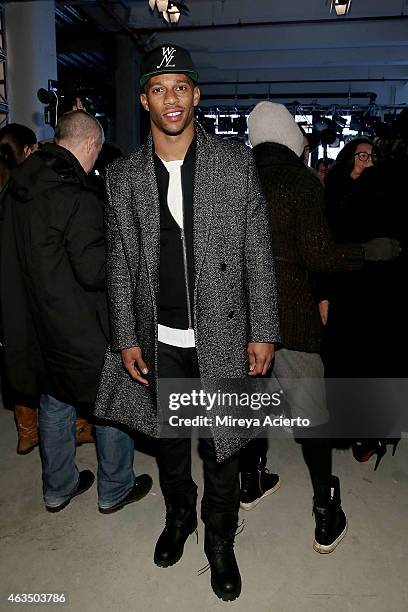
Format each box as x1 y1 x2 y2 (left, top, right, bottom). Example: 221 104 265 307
240 434 332 506
300 437 332 506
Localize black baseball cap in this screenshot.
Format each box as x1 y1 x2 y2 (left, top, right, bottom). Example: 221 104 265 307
140 44 198 88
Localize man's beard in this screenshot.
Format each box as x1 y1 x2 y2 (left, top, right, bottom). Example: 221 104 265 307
153 113 193 137
161 126 186 137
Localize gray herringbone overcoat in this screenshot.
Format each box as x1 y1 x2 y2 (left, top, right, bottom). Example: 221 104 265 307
94 124 280 461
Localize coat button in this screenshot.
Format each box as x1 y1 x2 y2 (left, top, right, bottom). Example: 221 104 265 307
220 263 227 271
228 310 235 319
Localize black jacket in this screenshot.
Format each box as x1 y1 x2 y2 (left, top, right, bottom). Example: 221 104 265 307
0 143 109 405
253 142 364 353
154 140 195 329
323 163 407 376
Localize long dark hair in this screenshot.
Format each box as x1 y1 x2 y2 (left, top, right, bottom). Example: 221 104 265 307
328 137 375 182
0 123 37 190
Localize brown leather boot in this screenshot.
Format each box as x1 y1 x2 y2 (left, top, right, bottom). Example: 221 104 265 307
76 417 95 445
15 405 39 455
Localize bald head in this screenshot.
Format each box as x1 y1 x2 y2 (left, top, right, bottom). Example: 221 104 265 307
55 110 104 147
55 110 104 173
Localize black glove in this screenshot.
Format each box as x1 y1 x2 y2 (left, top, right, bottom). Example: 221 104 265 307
362 237 401 261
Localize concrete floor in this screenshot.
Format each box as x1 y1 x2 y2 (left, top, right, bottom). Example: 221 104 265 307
1 405 407 612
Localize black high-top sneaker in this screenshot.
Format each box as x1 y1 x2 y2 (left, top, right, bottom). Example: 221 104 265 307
204 521 241 602
240 456 281 510
313 475 348 554
154 500 198 567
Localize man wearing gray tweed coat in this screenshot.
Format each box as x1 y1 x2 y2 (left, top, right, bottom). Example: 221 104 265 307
94 45 280 602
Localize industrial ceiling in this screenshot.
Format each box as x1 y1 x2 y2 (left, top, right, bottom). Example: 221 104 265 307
55 0 408 109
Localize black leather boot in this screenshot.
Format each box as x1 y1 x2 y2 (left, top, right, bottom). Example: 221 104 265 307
313 475 347 554
240 454 280 510
154 499 197 568
204 515 241 602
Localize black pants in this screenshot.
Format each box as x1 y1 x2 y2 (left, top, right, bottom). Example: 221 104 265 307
157 342 240 527
300 436 332 505
240 434 332 506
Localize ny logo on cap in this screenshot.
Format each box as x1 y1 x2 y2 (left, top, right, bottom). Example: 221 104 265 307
157 46 176 69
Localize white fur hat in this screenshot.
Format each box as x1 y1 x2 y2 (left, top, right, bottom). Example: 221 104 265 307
247 101 304 157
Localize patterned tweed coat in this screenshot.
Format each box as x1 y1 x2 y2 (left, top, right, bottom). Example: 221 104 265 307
94 123 280 461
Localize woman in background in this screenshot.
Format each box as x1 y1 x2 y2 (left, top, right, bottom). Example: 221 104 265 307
0 124 39 453
324 138 403 467
0 123 38 191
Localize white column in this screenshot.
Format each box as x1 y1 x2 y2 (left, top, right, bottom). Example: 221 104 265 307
5 0 57 140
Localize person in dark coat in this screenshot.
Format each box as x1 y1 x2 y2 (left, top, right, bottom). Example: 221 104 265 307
0 123 39 454
94 45 280 601
0 110 152 513
324 138 404 466
0 123 99 454
324 137 402 378
243 102 399 554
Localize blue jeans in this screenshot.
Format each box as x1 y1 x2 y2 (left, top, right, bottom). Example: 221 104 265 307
95 422 135 509
39 394 135 508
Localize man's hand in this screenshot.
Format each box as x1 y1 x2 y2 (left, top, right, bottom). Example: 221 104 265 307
318 300 329 326
121 347 149 385
247 342 275 376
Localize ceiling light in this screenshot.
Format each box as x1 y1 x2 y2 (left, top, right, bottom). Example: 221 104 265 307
329 137 341 148
333 112 347 128
149 0 168 13
163 3 180 23
320 128 338 146
314 116 330 132
330 1 352 16
149 0 189 23
350 115 363 132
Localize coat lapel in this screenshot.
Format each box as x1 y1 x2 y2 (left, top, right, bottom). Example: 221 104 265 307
130 136 160 303
193 124 217 291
